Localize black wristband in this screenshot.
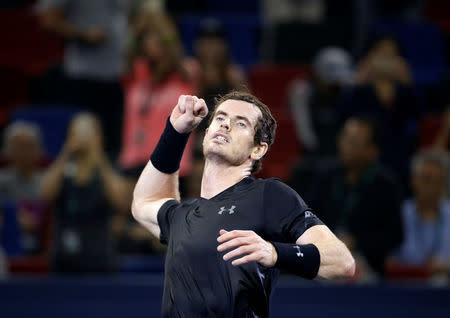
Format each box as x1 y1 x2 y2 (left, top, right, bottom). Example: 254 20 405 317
271 242 320 279
150 117 190 174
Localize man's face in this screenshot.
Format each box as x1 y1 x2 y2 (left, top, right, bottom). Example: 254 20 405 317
203 100 263 167
8 133 40 170
412 161 446 205
338 120 377 169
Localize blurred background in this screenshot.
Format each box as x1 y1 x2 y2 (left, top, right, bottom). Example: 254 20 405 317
1 0 450 317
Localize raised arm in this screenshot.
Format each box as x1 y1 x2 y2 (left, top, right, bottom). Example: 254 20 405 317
296 225 355 279
39 5 106 45
131 95 207 238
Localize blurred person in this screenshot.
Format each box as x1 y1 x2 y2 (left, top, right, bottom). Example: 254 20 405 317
289 46 354 157
356 35 412 86
303 117 403 277
132 92 354 317
40 113 130 273
0 122 45 255
392 151 450 275
350 35 418 187
38 0 129 156
188 18 246 113
120 12 195 188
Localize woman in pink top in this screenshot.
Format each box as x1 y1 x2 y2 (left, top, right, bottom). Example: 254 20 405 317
120 13 195 178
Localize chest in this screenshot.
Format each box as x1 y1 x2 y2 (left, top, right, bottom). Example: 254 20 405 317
169 196 265 259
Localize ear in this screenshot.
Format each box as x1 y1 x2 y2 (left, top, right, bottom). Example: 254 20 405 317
250 142 268 161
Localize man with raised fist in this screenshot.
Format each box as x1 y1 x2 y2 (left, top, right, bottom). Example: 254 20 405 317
132 91 355 317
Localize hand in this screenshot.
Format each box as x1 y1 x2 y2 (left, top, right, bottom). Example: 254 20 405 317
170 95 208 134
217 229 277 267
88 132 105 166
61 134 84 159
80 27 107 45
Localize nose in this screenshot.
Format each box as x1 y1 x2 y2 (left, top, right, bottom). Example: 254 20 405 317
220 118 230 131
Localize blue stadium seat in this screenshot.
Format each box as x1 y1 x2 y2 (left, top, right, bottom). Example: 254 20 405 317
11 106 83 158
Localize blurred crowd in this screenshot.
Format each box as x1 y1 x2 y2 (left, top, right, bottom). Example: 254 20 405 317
1 0 450 284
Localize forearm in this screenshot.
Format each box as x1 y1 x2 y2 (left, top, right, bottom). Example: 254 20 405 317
314 238 355 279
40 156 67 203
297 225 355 279
40 8 81 40
133 161 180 204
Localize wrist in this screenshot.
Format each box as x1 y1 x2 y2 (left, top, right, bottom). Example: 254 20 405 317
271 242 320 280
269 242 278 267
150 117 191 174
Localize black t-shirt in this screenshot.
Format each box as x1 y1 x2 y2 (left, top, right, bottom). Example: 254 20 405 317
52 172 116 272
157 177 323 318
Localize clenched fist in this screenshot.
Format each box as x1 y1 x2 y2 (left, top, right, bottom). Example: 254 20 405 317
170 95 208 134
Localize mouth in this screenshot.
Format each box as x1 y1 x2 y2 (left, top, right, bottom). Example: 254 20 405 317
212 132 230 143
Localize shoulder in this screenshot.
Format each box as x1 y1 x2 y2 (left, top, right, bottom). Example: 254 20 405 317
161 198 198 212
440 199 450 217
401 199 416 217
262 178 307 205
0 169 14 183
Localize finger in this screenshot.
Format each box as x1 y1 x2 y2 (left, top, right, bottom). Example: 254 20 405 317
177 95 186 113
194 99 208 118
185 96 194 116
217 237 252 252
232 253 258 266
219 229 228 236
217 230 253 243
222 245 254 261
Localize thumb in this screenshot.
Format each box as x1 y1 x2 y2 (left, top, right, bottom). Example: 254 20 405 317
219 229 228 235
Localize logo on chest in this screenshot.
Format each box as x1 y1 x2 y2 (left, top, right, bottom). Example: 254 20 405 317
218 205 236 215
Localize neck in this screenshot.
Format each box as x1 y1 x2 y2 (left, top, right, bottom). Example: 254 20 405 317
416 198 440 221
345 165 367 185
201 158 252 199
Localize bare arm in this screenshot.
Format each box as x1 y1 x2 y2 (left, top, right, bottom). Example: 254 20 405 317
131 95 208 238
296 225 355 279
218 225 355 279
39 7 106 44
131 161 180 238
40 154 67 203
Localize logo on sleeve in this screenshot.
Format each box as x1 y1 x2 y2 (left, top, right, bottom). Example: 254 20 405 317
293 245 304 257
218 205 236 215
304 211 313 218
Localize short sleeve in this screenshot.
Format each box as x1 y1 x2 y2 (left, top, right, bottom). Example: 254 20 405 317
157 199 180 245
263 179 323 242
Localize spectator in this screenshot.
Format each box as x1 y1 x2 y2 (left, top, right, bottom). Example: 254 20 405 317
40 113 130 273
299 117 403 277
393 151 450 275
350 35 418 186
288 46 354 157
38 0 129 156
187 18 246 114
0 122 45 255
119 12 195 185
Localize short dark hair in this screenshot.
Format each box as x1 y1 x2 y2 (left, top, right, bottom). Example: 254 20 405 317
208 91 277 174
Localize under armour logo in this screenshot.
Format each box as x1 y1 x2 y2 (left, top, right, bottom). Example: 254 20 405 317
293 245 304 257
218 205 236 215
304 211 313 218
